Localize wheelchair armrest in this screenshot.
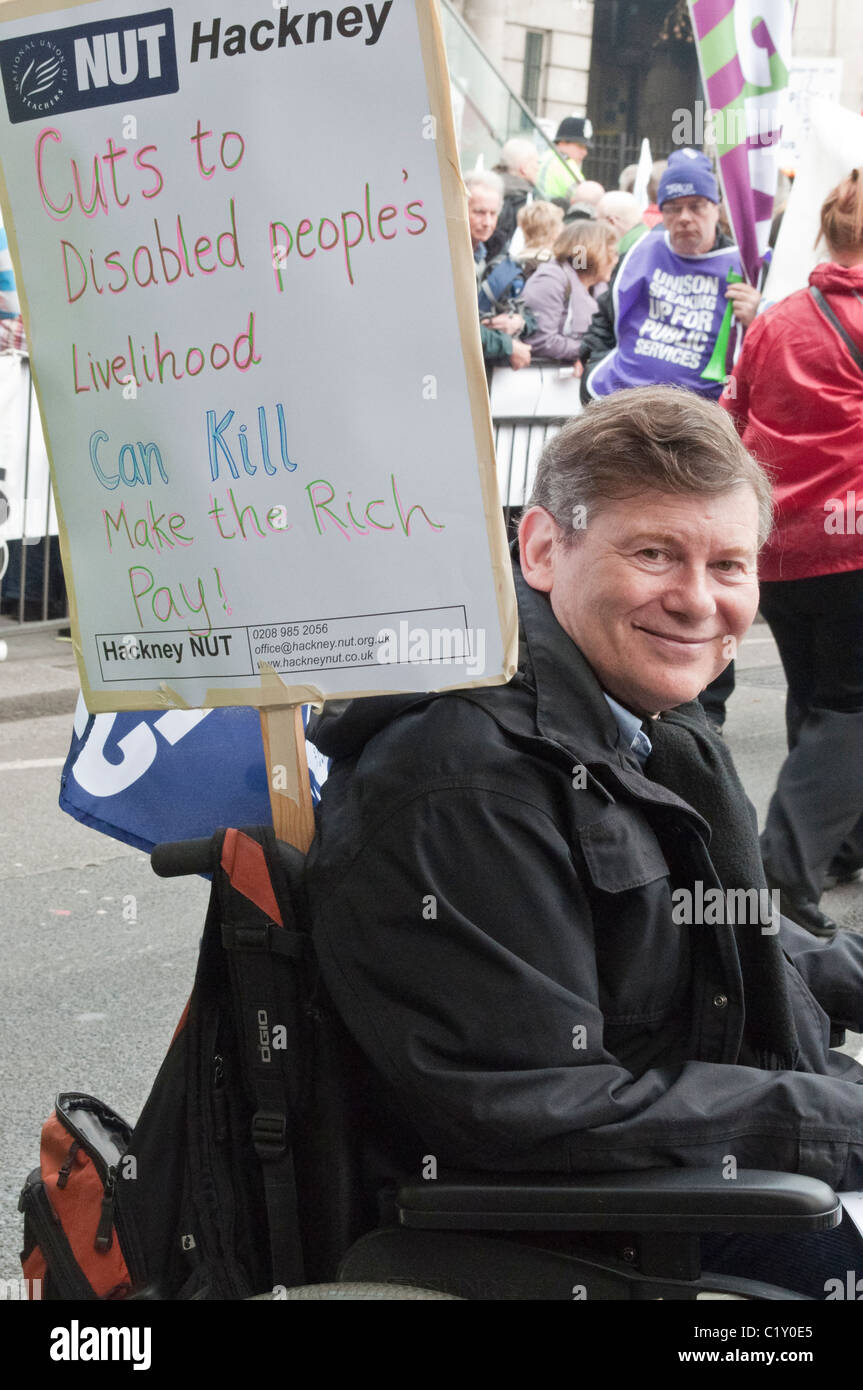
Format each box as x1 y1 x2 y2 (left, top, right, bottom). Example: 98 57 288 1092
395 1168 842 1234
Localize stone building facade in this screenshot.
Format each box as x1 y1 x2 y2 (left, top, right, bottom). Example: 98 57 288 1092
451 0 862 143
450 0 594 129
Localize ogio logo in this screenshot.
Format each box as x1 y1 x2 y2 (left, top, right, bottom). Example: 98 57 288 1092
0 9 178 124
257 1008 271 1064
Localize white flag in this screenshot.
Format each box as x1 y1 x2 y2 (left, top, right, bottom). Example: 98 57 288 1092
633 138 653 212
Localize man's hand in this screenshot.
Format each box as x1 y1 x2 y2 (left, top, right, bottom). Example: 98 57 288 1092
726 282 761 328
487 312 525 337
509 339 531 369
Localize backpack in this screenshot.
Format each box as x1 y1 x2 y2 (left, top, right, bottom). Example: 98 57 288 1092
478 253 527 317
19 826 374 1300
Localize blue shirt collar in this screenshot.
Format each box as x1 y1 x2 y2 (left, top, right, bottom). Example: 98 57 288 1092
603 694 653 767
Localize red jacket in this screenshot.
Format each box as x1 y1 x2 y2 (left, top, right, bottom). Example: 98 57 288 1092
722 261 863 582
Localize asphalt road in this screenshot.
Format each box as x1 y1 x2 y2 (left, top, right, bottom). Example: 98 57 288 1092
0 704 210 1283
0 622 862 1284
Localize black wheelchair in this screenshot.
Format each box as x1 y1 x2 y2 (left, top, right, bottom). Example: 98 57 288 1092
153 831 843 1303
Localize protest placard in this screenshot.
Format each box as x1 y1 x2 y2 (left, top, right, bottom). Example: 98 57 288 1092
0 0 516 712
777 57 843 176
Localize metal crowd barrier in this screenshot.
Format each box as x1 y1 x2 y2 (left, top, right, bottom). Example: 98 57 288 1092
0 353 67 630
494 416 565 535
490 357 582 533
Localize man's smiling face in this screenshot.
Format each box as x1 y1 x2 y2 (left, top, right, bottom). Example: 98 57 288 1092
530 488 760 715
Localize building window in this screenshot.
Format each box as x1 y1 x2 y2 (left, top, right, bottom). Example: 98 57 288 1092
522 30 545 111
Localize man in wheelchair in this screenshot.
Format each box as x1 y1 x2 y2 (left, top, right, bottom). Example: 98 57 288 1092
306 386 863 1299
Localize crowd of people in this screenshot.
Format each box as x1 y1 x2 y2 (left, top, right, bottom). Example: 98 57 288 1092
471 130 761 388
469 124 863 948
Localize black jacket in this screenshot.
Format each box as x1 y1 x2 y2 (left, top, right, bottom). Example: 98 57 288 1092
306 562 863 1190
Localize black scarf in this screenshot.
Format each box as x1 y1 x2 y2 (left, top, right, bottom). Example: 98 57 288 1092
645 700 800 1072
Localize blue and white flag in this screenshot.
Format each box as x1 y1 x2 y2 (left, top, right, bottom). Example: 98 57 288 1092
60 695 328 855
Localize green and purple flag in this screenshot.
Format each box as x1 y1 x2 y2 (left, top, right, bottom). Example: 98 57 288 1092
688 0 795 284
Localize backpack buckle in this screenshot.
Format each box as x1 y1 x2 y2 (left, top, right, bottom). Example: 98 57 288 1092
252 1111 287 1159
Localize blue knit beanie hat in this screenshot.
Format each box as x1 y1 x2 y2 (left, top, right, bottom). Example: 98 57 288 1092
658 149 720 206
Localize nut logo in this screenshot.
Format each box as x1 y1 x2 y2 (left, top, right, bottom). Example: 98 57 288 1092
0 10 178 124
7 38 68 116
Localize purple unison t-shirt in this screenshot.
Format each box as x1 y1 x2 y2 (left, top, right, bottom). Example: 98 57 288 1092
587 228 741 400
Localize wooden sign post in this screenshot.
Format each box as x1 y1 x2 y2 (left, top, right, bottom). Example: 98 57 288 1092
261 706 315 851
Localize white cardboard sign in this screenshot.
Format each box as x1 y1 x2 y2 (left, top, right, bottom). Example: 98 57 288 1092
764 99 863 306
0 0 515 709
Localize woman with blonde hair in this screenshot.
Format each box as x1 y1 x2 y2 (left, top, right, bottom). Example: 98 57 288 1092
723 167 863 939
521 218 617 362
513 199 564 276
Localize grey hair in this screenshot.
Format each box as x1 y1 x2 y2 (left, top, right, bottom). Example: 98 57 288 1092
464 168 504 204
527 386 774 548
498 138 537 174
596 190 642 233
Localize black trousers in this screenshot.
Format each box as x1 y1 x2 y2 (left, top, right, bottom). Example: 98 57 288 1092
759 569 863 903
701 1218 863 1299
